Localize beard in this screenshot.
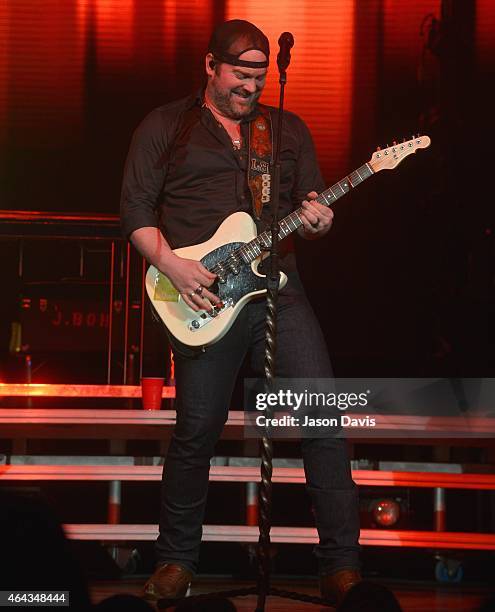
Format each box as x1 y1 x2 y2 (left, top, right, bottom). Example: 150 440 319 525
210 85 262 120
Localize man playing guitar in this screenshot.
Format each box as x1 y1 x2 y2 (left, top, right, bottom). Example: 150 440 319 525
120 19 361 605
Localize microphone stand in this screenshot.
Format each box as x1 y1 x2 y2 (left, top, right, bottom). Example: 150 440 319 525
254 38 288 612
253 35 333 612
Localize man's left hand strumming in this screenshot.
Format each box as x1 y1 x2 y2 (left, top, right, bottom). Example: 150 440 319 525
298 190 334 239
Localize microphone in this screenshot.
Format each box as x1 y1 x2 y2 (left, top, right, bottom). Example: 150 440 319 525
277 32 294 72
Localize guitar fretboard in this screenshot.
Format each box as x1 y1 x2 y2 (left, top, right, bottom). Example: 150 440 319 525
236 162 374 263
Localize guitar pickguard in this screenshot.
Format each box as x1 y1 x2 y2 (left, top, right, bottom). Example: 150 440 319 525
200 242 266 304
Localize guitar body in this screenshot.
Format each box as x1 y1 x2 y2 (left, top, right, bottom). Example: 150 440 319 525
146 211 288 347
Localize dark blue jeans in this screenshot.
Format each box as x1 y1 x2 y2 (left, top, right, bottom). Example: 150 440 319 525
156 280 360 576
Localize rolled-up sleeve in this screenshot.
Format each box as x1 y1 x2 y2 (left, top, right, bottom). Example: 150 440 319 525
120 109 171 239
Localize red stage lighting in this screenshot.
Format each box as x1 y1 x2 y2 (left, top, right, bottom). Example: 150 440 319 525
371 498 400 527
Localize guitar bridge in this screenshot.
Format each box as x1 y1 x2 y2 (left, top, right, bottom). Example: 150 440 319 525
188 298 234 332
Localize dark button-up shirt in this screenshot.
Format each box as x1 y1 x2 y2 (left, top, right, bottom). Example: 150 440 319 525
120 91 325 256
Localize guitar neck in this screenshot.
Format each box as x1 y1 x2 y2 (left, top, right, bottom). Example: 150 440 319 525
240 162 374 262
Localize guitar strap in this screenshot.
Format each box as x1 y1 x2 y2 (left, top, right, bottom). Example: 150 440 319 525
247 107 294 261
247 106 273 221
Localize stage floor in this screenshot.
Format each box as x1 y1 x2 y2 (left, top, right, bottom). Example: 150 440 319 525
89 576 493 611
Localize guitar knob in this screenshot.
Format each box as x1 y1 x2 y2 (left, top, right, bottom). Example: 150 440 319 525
191 320 200 329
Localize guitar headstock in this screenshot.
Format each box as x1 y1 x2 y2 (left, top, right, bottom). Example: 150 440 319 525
368 136 431 172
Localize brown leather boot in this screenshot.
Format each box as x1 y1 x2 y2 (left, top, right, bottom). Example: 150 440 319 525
142 563 193 602
320 568 362 605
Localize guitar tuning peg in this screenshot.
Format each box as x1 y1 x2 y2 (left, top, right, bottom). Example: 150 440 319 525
402 137 406 142
376 146 381 151
386 143 389 148
392 140 397 146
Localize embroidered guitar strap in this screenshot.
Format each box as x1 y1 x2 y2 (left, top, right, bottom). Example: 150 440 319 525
247 106 273 220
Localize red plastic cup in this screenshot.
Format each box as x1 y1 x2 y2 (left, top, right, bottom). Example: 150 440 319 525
141 377 164 410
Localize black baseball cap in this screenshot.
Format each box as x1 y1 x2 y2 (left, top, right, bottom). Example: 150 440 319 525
208 19 269 68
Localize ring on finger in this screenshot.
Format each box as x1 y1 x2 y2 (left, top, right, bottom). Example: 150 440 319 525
194 284 204 296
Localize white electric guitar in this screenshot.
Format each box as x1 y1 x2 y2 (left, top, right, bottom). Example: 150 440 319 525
146 136 431 347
